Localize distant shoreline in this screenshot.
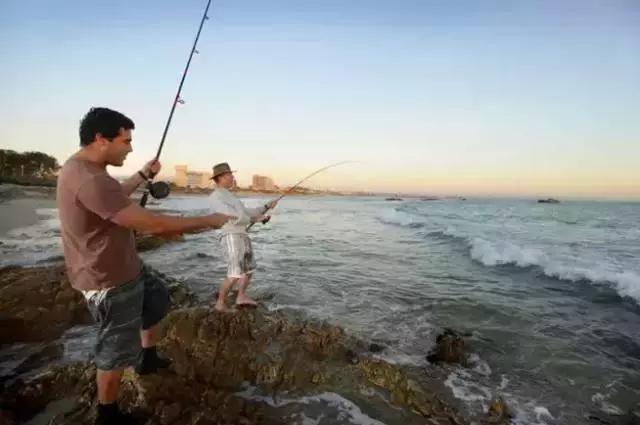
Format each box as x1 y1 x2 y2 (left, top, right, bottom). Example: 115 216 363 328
2 180 638 203
166 187 343 198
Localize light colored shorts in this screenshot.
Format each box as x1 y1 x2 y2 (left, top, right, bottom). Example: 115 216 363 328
220 233 256 278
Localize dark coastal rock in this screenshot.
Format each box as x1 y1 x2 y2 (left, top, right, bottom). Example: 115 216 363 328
144 267 197 308
481 397 511 424
0 408 17 425
0 264 195 345
369 342 385 353
0 233 179 346
0 265 89 344
427 328 467 365
2 306 468 425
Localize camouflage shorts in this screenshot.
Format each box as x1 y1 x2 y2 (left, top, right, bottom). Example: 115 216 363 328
86 265 169 370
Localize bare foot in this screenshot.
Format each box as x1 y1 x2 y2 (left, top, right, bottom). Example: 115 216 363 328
213 302 235 313
235 296 258 307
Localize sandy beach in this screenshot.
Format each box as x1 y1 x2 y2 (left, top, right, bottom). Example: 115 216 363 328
0 198 56 237
0 185 56 237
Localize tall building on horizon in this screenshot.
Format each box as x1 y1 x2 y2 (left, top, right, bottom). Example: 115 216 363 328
174 165 212 189
252 175 276 191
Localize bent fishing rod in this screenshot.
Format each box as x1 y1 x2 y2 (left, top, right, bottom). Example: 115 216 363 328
140 0 213 207
246 161 357 231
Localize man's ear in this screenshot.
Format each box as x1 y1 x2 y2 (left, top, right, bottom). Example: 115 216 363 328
94 133 110 150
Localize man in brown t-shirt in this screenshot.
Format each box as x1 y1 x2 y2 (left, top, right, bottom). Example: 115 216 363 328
57 107 233 425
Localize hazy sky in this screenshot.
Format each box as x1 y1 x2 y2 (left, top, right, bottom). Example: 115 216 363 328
1 0 639 199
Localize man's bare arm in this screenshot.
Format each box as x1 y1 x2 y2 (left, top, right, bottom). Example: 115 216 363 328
112 203 233 234
121 171 147 197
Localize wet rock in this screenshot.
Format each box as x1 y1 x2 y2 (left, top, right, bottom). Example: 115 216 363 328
0 265 89 344
345 349 359 364
163 309 464 423
144 267 197 308
482 397 511 424
0 264 196 345
2 363 271 425
358 358 463 422
0 363 95 423
427 328 467 365
0 409 17 425
13 343 64 375
369 342 385 353
3 306 468 425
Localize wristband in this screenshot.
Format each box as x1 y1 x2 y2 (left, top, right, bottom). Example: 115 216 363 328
138 170 149 181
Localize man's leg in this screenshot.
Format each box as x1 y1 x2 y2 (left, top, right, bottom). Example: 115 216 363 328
215 277 238 312
96 368 138 425
88 279 143 424
236 273 257 306
140 324 160 348
97 369 124 404
135 266 171 376
136 323 170 375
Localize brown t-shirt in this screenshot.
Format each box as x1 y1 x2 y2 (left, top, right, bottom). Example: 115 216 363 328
56 157 141 291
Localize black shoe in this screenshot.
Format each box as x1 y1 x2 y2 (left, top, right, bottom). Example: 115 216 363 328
135 346 172 375
95 404 139 425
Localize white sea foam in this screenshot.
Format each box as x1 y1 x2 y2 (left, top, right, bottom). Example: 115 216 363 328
1 208 62 266
377 208 422 228
444 369 492 403
591 392 625 416
534 406 555 421
436 227 640 305
236 387 387 425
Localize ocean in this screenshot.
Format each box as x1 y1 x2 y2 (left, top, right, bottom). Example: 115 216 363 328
1 195 639 424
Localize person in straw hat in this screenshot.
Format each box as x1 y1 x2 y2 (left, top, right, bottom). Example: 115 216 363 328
208 162 278 312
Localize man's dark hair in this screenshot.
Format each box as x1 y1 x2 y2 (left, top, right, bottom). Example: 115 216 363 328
79 107 135 147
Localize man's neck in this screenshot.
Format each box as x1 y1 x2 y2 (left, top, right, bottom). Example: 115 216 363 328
73 149 106 168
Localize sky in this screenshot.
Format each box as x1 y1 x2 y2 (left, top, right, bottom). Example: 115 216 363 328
1 0 639 199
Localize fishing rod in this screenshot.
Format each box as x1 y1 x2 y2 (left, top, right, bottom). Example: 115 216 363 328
246 161 357 231
140 0 213 207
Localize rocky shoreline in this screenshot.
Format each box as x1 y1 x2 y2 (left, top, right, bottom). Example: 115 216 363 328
0 236 512 425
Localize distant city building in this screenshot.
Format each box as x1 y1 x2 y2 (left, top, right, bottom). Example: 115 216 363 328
251 175 277 191
174 165 188 187
174 165 212 189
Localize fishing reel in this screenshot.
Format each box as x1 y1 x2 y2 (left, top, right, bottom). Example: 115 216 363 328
148 181 171 200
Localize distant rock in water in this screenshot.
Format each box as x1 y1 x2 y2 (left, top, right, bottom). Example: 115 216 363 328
385 197 403 201
426 328 467 365
537 198 560 204
369 342 385 353
481 397 512 425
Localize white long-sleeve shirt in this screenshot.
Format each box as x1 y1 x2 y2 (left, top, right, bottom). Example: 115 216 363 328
208 188 264 235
